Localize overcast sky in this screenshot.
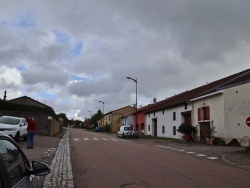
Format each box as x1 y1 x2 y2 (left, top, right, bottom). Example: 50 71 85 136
0 0 250 120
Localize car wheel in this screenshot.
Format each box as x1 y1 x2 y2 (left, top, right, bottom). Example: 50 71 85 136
122 133 124 138
14 132 20 140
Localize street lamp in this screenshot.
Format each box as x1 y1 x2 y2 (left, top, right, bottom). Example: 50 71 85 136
99 101 105 127
126 77 138 134
99 101 105 114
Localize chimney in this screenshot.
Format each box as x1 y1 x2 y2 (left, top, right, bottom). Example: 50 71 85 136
153 97 157 103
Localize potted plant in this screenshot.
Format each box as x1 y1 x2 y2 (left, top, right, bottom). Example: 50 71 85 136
206 126 217 145
177 123 197 142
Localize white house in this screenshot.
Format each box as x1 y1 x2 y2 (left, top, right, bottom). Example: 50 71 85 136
191 82 250 145
144 68 250 144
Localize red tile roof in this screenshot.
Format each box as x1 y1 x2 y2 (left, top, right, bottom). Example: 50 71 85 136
144 68 250 113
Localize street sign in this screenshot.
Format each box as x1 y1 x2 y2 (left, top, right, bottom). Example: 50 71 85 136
246 117 250 127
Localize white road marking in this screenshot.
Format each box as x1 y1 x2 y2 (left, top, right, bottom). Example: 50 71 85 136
206 157 218 160
93 138 99 140
111 139 119 141
177 150 185 152
155 145 171 149
196 154 206 157
83 138 89 141
102 138 108 141
74 138 79 141
155 145 218 160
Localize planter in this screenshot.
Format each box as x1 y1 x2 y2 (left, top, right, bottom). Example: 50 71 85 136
185 133 193 142
206 137 214 145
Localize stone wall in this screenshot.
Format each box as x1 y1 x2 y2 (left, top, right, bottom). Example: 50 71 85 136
0 110 62 136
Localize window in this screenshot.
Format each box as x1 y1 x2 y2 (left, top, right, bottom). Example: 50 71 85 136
173 126 176 135
162 126 165 134
185 103 187 110
154 112 155 117
173 112 176 121
162 109 164 115
148 114 150 118
148 125 150 131
0 140 28 187
198 106 210 121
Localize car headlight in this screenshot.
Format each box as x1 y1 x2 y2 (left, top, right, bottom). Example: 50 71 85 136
7 128 17 131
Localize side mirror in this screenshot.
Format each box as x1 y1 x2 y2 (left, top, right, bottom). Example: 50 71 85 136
31 161 50 176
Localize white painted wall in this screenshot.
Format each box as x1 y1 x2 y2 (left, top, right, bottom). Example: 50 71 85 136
122 115 134 127
145 104 192 140
192 93 224 139
192 82 250 144
224 82 250 140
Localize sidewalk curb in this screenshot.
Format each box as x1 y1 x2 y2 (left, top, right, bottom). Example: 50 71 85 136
222 153 250 171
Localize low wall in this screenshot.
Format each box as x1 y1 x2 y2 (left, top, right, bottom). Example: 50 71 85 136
0 110 62 136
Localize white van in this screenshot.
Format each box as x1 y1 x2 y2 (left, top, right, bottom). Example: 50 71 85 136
117 125 138 138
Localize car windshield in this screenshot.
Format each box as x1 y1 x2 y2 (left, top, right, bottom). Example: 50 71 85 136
0 117 21 125
124 127 131 131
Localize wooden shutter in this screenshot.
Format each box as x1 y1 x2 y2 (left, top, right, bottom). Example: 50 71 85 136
198 108 201 121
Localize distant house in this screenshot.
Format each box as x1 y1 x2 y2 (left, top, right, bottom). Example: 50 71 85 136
121 104 154 134
99 106 135 133
121 110 135 128
144 68 250 144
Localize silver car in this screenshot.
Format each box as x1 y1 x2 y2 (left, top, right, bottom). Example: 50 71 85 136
0 116 28 140
0 131 50 187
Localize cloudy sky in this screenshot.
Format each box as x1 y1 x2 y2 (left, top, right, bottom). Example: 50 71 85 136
0 0 250 120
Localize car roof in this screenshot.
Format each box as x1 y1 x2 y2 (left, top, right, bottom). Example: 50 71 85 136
0 116 23 120
0 131 11 138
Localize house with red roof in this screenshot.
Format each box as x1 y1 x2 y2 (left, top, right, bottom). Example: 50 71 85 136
143 68 250 144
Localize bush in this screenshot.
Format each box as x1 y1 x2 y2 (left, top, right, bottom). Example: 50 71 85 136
103 124 110 132
177 123 197 134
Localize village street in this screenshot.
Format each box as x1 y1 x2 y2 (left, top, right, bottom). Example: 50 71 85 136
17 128 250 188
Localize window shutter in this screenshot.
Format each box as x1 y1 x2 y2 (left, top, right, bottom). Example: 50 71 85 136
206 106 210 120
198 108 201 121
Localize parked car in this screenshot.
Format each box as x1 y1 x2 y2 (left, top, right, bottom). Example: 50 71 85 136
95 127 103 132
0 116 28 140
0 131 50 188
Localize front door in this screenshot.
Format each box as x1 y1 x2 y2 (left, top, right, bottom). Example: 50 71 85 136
200 122 210 143
153 119 157 137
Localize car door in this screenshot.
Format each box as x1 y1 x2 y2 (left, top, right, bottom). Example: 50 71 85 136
20 119 27 137
0 137 40 187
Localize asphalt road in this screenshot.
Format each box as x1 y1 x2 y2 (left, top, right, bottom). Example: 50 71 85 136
70 129 250 188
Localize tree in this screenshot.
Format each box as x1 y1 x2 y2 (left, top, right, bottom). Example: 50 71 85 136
90 109 103 127
56 113 68 121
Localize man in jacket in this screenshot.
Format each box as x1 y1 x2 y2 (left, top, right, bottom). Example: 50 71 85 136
26 117 36 149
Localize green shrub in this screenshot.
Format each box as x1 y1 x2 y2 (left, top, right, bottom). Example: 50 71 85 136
177 123 197 134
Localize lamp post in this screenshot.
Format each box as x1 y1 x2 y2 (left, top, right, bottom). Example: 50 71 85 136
99 101 105 127
126 76 138 134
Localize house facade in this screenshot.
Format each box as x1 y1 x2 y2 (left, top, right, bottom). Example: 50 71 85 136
98 106 135 133
191 82 250 145
143 68 250 144
145 103 192 139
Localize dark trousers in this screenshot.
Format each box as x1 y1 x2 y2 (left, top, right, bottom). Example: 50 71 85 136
27 130 35 148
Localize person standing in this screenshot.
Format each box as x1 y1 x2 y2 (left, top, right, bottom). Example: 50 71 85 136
26 117 36 149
